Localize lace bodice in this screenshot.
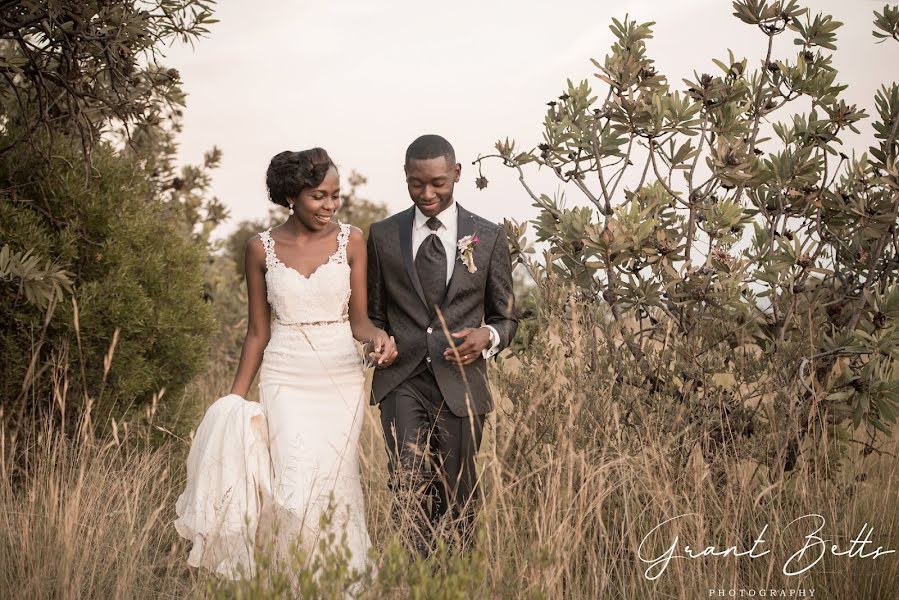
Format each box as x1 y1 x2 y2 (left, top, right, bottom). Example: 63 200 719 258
259 222 352 325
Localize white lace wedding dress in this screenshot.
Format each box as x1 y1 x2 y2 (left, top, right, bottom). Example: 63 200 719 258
174 221 372 581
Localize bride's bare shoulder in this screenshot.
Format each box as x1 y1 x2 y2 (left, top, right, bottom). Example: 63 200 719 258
347 224 364 242
243 233 269 270
345 225 365 256
246 232 266 252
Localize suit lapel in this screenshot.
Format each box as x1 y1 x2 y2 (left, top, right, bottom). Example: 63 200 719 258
398 206 429 311
441 203 476 310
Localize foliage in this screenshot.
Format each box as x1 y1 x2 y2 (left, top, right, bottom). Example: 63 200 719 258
873 4 899 42
476 1 899 469
0 129 215 432
126 112 229 252
0 244 73 311
0 0 217 160
0 0 229 254
0 1 225 435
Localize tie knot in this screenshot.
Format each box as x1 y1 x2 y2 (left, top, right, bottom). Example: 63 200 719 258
426 216 442 231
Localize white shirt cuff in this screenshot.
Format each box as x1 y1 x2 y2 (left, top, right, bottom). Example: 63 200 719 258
481 325 501 359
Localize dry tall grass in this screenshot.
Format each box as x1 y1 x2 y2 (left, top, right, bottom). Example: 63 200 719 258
2 299 898 599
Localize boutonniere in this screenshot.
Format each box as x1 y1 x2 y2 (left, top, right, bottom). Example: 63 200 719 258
457 234 480 273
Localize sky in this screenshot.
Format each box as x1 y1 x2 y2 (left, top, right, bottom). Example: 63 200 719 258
161 0 896 239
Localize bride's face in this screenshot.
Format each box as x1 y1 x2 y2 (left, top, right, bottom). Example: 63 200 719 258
293 166 340 230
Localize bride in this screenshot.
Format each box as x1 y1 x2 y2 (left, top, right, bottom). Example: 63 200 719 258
174 147 397 581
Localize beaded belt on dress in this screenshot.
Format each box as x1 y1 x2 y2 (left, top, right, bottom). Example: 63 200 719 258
275 317 349 328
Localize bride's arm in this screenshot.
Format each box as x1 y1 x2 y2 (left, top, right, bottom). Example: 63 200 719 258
229 235 272 397
347 226 397 365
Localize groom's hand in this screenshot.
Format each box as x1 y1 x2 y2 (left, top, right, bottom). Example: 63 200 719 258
444 327 491 366
367 330 397 368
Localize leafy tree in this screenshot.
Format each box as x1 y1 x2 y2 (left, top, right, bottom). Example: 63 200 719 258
125 111 229 251
0 1 221 434
477 2 899 470
0 0 217 159
0 0 228 247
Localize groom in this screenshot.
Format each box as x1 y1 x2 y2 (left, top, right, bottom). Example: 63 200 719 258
366 134 517 553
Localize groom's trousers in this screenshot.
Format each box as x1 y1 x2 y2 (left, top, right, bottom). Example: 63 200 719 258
379 362 485 555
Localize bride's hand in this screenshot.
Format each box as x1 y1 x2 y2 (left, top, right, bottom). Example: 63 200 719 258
368 330 397 367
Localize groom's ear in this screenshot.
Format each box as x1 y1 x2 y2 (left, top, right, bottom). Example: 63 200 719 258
453 162 461 182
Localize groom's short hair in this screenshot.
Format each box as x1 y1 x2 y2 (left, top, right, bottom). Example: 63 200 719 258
405 134 456 166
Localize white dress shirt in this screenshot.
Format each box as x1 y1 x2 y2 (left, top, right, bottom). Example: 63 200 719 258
412 202 501 359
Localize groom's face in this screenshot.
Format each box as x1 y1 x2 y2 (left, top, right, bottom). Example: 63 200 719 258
404 157 460 217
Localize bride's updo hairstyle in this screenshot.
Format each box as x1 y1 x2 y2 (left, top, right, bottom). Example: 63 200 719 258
265 147 337 207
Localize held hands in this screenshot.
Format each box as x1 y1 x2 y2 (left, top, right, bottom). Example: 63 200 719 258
443 327 492 367
365 327 490 369
367 329 398 368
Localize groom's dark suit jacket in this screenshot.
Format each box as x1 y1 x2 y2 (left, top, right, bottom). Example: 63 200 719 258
366 203 517 417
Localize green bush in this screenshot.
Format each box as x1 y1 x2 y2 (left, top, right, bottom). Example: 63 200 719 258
0 132 215 431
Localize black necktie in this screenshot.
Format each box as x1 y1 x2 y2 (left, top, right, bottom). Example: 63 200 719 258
415 216 446 314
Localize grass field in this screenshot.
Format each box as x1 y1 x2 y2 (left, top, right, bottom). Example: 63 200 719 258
2 316 898 599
